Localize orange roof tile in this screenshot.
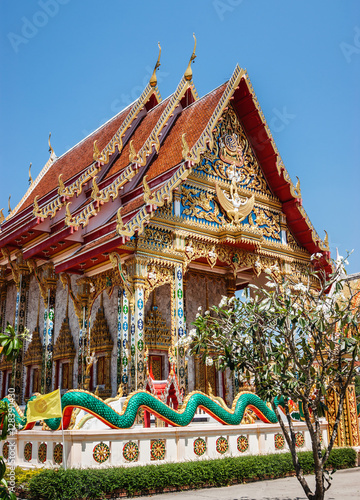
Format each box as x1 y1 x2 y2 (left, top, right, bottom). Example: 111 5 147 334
18 106 131 211
105 98 170 180
147 83 227 182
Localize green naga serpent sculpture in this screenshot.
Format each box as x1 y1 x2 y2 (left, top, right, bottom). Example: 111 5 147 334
1 389 303 431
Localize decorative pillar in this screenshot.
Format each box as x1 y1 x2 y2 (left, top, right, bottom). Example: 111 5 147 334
2 250 30 404
41 289 56 394
118 289 130 393
27 262 57 395
129 306 136 392
0 267 7 394
226 273 238 397
174 265 186 394
134 287 145 390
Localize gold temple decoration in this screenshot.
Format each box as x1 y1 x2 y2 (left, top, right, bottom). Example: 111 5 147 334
109 251 135 310
23 329 42 367
48 132 54 155
149 42 161 88
91 176 100 200
129 140 137 163
64 202 72 226
115 207 134 238
0 209 4 225
84 351 97 391
143 175 154 205
8 195 11 214
28 163 33 185
184 33 197 81
90 298 114 398
181 133 189 160
144 292 171 351
93 140 100 162
323 230 329 250
1 249 29 290
27 261 57 306
215 181 255 224
294 176 301 198
53 318 76 364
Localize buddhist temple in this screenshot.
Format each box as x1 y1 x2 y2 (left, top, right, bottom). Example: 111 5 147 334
0 41 331 408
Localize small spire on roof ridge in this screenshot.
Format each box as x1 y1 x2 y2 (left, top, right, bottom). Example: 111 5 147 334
0 209 4 224
150 42 161 88
28 163 33 185
48 132 54 155
8 195 11 214
184 33 197 81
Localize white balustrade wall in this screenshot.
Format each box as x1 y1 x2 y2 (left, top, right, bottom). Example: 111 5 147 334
3 420 328 469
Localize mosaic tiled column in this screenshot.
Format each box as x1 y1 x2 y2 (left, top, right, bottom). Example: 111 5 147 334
174 266 186 393
117 289 130 392
16 275 30 404
77 308 87 390
129 306 136 393
0 281 7 394
135 287 145 391
41 290 55 394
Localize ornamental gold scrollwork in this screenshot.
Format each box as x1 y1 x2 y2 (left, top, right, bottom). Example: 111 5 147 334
195 106 271 195
180 185 226 225
253 207 281 241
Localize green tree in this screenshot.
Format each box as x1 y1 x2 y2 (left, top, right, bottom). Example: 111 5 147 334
0 323 29 500
187 255 360 500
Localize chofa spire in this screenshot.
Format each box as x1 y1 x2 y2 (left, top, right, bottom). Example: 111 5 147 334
149 42 162 88
184 33 197 81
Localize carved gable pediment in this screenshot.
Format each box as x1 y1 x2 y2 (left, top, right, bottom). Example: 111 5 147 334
194 106 273 195
53 317 76 361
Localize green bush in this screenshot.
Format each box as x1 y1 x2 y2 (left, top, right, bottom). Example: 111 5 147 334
26 447 357 500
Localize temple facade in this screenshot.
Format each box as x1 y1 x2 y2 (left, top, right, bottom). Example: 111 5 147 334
0 46 331 409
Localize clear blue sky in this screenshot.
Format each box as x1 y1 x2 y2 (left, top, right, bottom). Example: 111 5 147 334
1 1 359 272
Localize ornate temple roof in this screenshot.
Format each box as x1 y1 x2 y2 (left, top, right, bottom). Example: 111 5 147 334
0 47 330 278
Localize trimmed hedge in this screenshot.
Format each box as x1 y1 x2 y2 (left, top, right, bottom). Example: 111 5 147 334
25 447 356 500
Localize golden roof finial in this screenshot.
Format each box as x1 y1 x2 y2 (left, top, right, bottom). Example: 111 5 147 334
0 209 4 224
184 33 197 81
8 195 11 214
48 132 54 155
150 42 161 88
93 140 100 161
295 176 301 198
28 163 33 185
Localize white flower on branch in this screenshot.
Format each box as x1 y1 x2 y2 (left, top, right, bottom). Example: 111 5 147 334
218 296 228 308
205 357 214 366
266 282 277 288
293 283 307 293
